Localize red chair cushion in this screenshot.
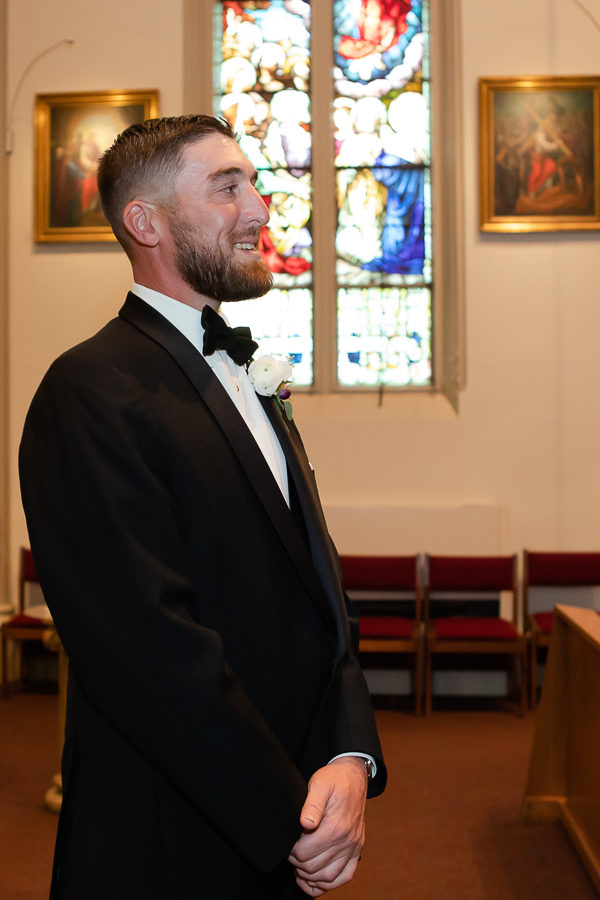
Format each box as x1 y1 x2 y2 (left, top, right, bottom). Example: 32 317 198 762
527 552 600 586
428 555 514 590
532 611 554 634
359 616 414 638
341 555 416 590
21 549 38 583
432 617 518 639
5 612 45 626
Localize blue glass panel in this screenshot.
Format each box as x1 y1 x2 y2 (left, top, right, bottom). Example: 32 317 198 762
337 286 431 387
333 0 432 387
337 164 425 279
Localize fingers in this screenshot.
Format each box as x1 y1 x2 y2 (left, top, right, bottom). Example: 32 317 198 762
289 758 368 894
289 808 365 890
290 826 364 883
295 854 361 896
296 877 326 898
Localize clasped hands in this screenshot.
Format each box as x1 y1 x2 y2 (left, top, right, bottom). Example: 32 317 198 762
288 756 368 897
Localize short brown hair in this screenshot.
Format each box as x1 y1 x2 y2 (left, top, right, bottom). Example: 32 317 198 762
97 115 235 248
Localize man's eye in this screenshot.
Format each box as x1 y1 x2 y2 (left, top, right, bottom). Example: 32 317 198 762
222 183 238 194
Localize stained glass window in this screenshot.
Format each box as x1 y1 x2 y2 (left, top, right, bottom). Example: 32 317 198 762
215 0 432 390
333 0 431 387
217 0 314 384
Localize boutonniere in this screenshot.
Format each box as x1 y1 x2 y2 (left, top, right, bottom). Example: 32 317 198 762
248 355 294 421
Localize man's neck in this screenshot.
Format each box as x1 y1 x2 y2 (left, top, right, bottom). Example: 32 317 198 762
131 268 219 312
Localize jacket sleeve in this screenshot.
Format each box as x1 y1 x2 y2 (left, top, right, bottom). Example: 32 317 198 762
19 352 307 873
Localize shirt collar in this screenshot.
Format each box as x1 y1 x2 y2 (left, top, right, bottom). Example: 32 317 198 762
131 283 230 354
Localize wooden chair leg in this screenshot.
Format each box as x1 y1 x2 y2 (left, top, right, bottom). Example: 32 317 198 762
415 646 423 717
520 650 527 716
507 654 516 698
425 647 432 716
1 630 8 699
530 637 538 709
0 632 22 699
509 652 526 717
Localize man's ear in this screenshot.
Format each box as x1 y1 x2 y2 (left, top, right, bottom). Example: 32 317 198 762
122 201 164 247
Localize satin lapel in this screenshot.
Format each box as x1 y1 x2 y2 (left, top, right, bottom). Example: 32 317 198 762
119 294 334 628
258 395 350 655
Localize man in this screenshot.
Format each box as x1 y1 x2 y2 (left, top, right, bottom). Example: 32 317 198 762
19 115 386 899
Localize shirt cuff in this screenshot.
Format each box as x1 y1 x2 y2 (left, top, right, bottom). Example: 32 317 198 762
328 752 377 778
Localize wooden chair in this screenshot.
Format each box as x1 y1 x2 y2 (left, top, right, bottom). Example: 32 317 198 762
524 550 600 707
1 548 53 698
423 554 526 716
340 554 423 715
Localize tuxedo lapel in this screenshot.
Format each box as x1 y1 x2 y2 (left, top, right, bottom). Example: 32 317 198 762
258 395 350 655
119 293 335 629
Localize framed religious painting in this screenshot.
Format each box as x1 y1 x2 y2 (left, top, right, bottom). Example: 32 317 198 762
35 89 159 242
479 76 600 232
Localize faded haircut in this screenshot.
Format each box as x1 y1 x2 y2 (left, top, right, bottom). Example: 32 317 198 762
97 115 235 250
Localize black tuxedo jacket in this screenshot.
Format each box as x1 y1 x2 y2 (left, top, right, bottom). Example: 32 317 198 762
19 293 386 900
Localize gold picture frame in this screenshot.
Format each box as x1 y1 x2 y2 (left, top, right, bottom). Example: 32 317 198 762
35 89 159 243
479 76 600 233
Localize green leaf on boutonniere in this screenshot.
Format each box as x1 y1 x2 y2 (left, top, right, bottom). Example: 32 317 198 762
275 395 293 422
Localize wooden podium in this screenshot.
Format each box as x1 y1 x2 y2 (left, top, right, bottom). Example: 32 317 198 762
522 605 600 893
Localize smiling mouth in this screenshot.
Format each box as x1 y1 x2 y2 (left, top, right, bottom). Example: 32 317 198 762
232 229 263 252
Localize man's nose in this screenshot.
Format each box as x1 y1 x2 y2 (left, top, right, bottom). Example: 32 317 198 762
246 185 270 227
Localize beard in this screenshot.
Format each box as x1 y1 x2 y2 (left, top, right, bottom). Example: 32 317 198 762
169 215 273 303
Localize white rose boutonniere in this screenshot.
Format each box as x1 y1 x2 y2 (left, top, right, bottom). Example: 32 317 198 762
248 355 294 421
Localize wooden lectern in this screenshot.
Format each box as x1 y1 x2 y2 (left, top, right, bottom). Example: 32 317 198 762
522 605 600 892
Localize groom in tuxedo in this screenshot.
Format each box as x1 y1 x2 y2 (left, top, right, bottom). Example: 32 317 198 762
19 115 386 899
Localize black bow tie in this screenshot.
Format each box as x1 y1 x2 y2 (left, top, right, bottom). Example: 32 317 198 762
201 305 258 367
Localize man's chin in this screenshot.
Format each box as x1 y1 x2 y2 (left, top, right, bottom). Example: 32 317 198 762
221 287 272 303
179 256 273 303
220 268 273 302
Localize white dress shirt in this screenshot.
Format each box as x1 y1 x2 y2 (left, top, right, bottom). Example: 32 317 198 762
131 283 289 505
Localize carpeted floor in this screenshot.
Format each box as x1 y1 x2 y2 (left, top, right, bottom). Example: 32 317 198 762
0 694 596 899
0 693 59 900
336 703 597 900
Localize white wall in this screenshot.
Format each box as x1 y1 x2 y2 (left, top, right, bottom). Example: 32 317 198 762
297 0 600 557
6 0 600 610
6 0 183 604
